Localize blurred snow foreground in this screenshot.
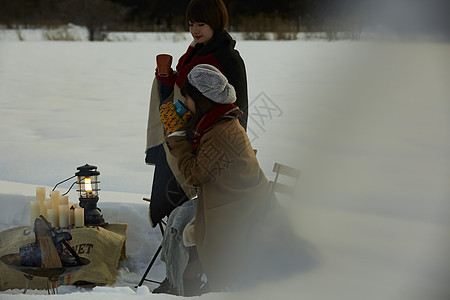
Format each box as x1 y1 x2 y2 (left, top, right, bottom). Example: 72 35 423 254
0 29 449 299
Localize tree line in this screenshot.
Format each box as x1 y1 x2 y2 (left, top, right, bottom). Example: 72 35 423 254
1 0 448 41
0 0 365 40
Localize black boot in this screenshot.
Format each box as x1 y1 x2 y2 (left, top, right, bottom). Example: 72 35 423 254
152 278 172 294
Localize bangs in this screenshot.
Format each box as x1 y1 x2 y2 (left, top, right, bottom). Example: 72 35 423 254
186 3 209 24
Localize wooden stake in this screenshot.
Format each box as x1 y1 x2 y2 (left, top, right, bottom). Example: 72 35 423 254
34 217 62 268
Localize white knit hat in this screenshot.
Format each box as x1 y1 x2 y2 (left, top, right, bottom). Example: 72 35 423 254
187 64 236 104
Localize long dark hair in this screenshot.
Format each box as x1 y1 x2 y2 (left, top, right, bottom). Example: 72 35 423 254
186 0 229 38
180 80 215 131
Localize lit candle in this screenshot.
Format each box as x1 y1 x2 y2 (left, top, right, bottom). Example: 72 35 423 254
36 187 46 202
39 202 48 219
59 205 69 228
36 187 47 217
38 201 47 218
74 208 84 227
43 200 51 219
44 199 52 210
30 201 40 227
50 191 60 227
50 190 60 208
59 195 69 206
47 209 57 228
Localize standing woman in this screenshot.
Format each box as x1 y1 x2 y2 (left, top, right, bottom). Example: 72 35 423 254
145 0 248 228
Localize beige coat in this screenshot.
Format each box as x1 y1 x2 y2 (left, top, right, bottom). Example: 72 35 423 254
166 117 271 291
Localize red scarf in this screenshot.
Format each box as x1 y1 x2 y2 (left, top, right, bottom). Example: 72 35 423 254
191 103 240 152
175 44 223 89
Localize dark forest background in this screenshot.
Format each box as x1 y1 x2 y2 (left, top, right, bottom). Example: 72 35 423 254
0 0 448 41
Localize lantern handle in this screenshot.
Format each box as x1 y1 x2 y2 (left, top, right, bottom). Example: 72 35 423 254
61 180 78 196
51 175 77 196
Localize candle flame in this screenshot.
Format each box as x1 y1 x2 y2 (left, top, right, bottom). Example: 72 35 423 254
85 177 92 193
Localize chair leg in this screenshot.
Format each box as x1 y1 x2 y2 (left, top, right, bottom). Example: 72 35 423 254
135 221 166 287
135 244 163 287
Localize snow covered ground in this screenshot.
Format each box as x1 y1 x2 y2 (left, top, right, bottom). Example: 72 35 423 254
0 31 449 299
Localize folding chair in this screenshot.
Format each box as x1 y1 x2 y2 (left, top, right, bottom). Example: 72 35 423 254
266 162 301 256
136 162 299 288
269 162 301 201
135 218 166 288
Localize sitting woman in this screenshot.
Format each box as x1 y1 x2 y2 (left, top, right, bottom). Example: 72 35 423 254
158 64 291 295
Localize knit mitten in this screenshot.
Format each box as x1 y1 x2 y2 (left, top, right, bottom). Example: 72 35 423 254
160 102 192 135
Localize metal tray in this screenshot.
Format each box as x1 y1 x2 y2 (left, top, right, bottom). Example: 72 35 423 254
0 253 90 278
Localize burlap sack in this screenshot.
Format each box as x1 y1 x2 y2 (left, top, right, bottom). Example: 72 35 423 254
0 223 127 291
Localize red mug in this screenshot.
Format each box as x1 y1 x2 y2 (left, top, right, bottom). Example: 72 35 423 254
156 54 173 77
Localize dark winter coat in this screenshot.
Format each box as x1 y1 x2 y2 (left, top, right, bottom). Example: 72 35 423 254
175 30 248 129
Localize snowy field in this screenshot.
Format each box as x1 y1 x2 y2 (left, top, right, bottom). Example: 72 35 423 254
0 31 449 299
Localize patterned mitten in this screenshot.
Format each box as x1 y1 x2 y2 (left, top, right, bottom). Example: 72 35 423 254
160 102 193 135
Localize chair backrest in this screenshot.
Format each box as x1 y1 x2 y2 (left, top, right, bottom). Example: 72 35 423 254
269 162 301 200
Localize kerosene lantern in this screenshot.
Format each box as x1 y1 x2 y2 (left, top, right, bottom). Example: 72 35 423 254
75 164 106 226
